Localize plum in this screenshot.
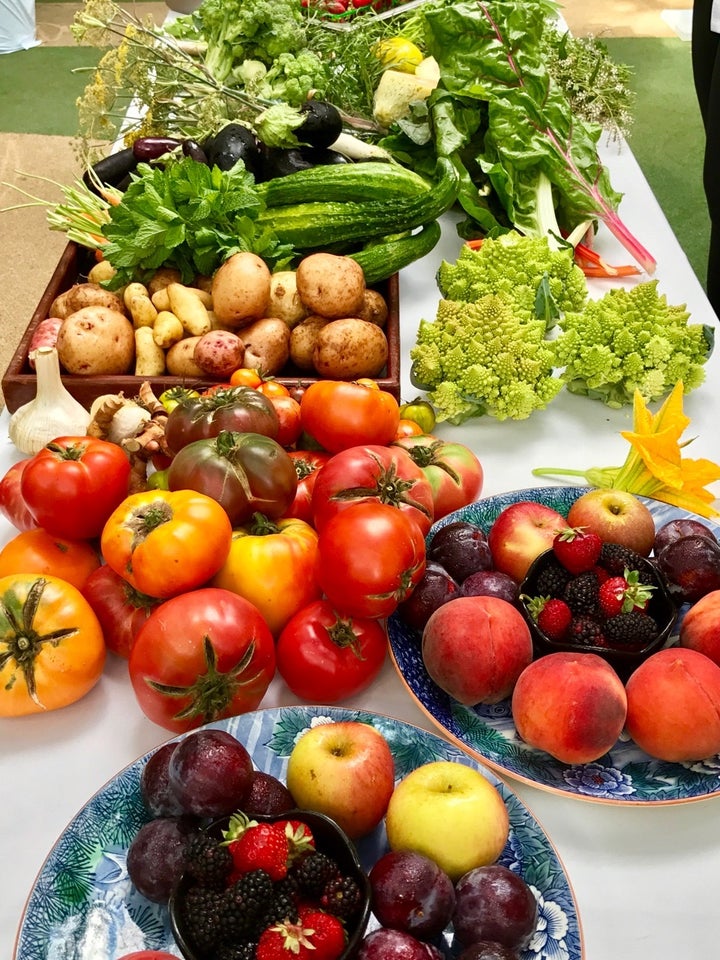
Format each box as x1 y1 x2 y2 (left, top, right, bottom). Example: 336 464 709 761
461 570 519 604
357 928 444 960
397 562 460 631
243 770 295 816
428 521 492 583
458 943 520 960
140 741 184 818
369 850 455 940
655 534 720 604
126 816 196 903
452 865 538 952
168 729 254 818
653 518 718 556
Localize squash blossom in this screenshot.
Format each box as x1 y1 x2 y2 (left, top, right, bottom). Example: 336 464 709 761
533 382 720 518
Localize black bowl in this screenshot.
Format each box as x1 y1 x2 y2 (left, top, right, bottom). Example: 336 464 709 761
519 549 678 681
169 808 372 960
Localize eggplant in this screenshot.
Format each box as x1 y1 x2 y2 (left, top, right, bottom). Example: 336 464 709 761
82 147 138 195
204 123 262 174
132 136 183 161
297 100 343 150
299 147 351 166
256 147 314 182
182 139 209 164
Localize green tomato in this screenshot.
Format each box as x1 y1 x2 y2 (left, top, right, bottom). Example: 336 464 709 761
147 468 170 490
399 398 436 434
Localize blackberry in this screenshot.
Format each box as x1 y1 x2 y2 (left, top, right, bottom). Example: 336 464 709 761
216 941 258 960
184 831 233 888
261 884 300 926
604 611 659 648
180 883 225 953
564 571 600 616
321 875 363 920
534 557 573 598
291 851 340 897
569 616 606 648
217 869 274 944
600 543 655 585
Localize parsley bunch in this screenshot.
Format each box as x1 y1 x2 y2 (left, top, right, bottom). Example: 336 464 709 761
101 158 293 288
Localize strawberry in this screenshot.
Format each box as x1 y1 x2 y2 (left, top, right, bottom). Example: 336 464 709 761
526 595 572 642
223 812 290 882
552 527 602 575
598 568 655 618
257 910 346 960
276 818 316 864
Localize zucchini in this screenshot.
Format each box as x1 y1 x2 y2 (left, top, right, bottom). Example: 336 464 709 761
257 161 433 206
349 221 442 284
259 158 458 249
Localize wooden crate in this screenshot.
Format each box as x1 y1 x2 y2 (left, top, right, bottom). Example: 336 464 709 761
1 243 401 413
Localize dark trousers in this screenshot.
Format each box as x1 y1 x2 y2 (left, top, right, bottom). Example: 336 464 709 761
692 0 720 318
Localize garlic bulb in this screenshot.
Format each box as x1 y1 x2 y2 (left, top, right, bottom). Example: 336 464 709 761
8 346 91 455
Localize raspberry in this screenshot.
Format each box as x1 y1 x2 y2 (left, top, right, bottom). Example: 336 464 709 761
564 571 600 616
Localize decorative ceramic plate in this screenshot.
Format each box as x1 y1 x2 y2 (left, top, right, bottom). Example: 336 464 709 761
388 486 720 805
15 706 583 960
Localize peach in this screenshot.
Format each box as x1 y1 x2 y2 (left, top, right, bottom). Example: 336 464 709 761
625 647 720 761
421 596 533 705
511 652 627 764
678 589 720 665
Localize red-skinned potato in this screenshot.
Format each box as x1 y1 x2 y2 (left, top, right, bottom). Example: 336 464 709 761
194 329 245 378
212 252 271 329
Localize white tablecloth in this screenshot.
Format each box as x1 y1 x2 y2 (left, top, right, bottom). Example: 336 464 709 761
2 136 720 960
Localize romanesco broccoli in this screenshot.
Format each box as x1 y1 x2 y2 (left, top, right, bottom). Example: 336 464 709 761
555 280 714 407
410 295 564 423
253 51 329 106
436 233 588 322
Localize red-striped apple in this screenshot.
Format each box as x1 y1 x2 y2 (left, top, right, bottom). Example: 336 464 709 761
487 501 566 582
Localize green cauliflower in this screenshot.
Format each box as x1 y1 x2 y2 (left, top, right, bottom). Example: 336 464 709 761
555 280 715 407
254 51 329 107
436 232 588 324
410 294 564 423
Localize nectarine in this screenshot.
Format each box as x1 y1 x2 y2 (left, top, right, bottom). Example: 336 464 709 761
679 589 720 665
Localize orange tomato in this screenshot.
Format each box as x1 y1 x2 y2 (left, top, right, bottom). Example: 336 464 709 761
0 573 106 716
230 368 263 388
0 528 100 590
257 380 291 399
394 418 425 439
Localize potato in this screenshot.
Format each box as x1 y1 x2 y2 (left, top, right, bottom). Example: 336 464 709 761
56 306 135 376
124 282 158 329
166 336 206 377
194 330 245 378
147 266 183 296
269 271 308 328
167 283 212 336
134 326 166 376
289 315 330 371
51 283 126 320
240 318 291 376
87 260 117 285
295 253 365 319
212 252 272 329
28 317 62 368
357 289 389 328
313 318 388 380
153 311 185 349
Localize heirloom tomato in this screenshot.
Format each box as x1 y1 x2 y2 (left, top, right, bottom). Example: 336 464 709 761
0 528 100 589
20 436 131 540
392 435 484 520
100 489 232 599
394 419 424 439
164 385 279 454
311 444 435 536
230 368 262 388
0 573 106 716
166 430 298 526
282 450 331 524
269 395 302 448
316 501 426 619
276 599 388 702
128 587 276 732
82 564 164 659
398 398 436 434
212 514 321 636
300 380 400 452
0 458 37 532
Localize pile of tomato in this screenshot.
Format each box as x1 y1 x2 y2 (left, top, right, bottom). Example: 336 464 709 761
0 378 483 731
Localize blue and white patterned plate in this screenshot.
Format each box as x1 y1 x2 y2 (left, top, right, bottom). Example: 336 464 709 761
14 706 583 960
388 486 720 805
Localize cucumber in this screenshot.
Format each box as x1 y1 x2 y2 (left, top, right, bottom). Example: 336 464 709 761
257 161 432 206
349 221 443 284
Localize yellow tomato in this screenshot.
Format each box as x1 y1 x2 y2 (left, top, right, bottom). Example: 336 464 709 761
374 37 424 73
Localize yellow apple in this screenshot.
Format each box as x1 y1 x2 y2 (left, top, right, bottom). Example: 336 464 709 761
385 761 509 881
286 720 395 840
567 489 656 556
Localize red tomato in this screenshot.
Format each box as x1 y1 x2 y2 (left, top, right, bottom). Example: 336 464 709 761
20 436 131 540
312 444 435 536
392 435 484 520
129 587 276 732
282 451 332 524
300 381 400 452
276 599 387 702
0 528 100 590
270 395 302 448
316 502 427 619
82 564 164 658
0 458 37 532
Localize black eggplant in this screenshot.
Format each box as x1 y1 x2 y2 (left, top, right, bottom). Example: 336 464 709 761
297 100 343 149
182 139 209 164
256 147 315 181
82 147 138 194
299 147 351 166
204 123 262 174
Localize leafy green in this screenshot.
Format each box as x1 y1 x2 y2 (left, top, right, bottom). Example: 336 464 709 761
101 157 292 287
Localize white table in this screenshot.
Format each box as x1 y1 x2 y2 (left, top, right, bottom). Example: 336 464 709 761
2 136 720 960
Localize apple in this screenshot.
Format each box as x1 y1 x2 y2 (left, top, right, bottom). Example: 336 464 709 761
566 489 656 556
286 720 395 840
384 760 509 882
487 501 566 582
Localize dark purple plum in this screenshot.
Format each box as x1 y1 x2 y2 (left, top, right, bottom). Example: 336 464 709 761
126 816 196 903
655 534 720 604
357 928 444 960
452 865 538 952
397 562 460 631
428 521 492 583
168 729 254 818
140 741 185 817
461 570 519 604
369 850 455 940
653 518 718 556
243 770 295 816
458 944 520 960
